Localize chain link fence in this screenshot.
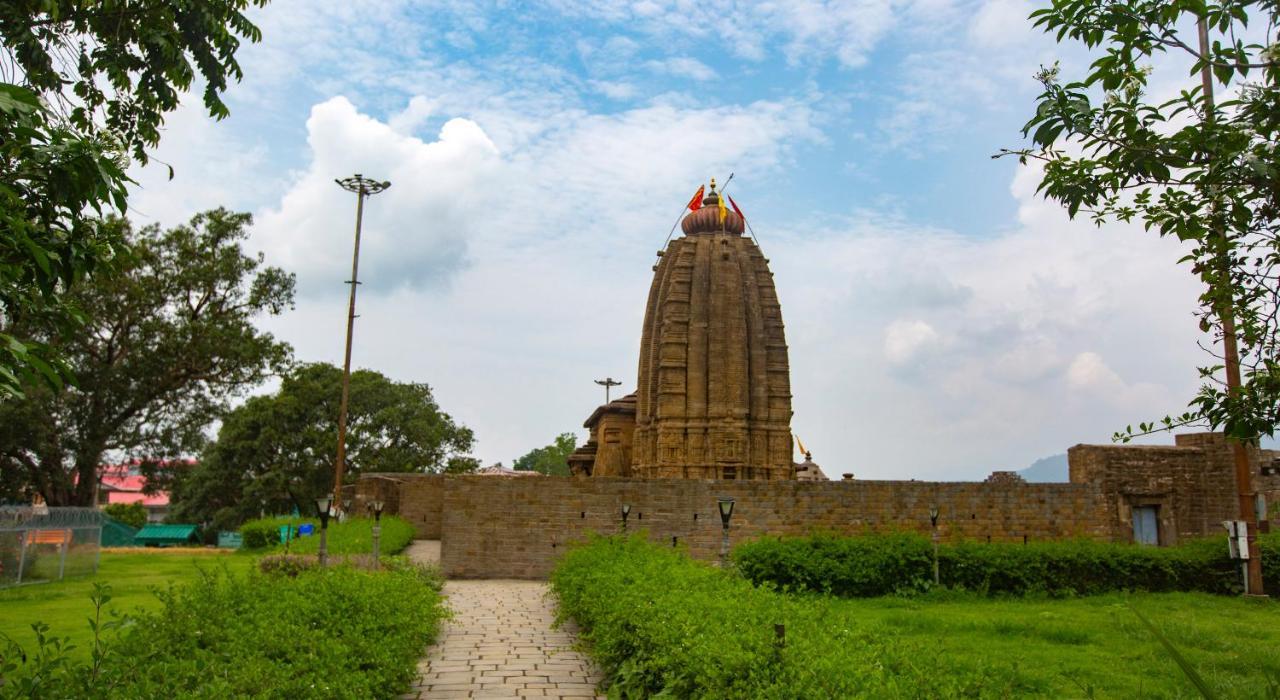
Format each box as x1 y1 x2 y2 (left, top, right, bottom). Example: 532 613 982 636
0 506 103 587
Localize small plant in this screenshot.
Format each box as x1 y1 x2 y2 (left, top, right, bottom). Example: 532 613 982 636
256 554 318 577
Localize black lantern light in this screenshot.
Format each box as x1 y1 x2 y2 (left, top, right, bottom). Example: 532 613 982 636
316 496 333 566
621 503 632 530
369 499 385 523
718 497 735 528
929 506 939 529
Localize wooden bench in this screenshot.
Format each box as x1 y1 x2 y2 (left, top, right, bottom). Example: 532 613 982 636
26 529 71 547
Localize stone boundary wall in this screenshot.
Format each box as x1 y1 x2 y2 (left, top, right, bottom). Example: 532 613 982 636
432 476 1111 579
355 473 444 539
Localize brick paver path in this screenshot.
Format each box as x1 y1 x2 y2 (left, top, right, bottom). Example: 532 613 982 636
402 543 603 699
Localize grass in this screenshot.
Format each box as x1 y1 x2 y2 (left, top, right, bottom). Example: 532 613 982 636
0 548 256 660
241 515 416 555
830 591 1280 698
0 517 418 664
553 535 1280 698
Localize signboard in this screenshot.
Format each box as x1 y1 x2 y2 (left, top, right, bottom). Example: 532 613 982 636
1222 520 1249 559
217 531 243 549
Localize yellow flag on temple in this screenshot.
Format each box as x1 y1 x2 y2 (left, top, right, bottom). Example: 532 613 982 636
717 193 727 224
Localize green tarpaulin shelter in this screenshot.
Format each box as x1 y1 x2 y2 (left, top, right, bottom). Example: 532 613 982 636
100 517 139 547
134 524 199 547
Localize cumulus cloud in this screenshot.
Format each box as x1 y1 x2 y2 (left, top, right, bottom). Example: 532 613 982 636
251 97 498 296
884 320 941 366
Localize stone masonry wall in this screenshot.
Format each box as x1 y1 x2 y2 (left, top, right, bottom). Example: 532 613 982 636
434 476 1109 579
355 473 444 539
1069 433 1279 545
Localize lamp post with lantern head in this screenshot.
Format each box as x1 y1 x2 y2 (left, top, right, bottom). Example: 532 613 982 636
718 497 735 567
316 496 333 567
368 499 385 568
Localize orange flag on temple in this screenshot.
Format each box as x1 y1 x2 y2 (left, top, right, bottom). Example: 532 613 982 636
728 194 745 223
687 185 705 211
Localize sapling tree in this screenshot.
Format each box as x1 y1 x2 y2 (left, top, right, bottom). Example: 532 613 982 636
1000 0 1280 444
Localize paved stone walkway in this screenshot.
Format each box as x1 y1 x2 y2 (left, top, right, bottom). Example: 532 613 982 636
402 543 604 699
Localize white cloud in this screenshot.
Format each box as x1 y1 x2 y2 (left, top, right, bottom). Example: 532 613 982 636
644 57 717 81
883 320 940 365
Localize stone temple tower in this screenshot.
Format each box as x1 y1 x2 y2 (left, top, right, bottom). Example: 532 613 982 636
631 180 793 479
568 180 795 480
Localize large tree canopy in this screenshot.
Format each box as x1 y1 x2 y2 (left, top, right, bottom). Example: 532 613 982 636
1003 0 1280 442
169 363 477 530
0 0 268 397
512 433 577 476
0 209 295 505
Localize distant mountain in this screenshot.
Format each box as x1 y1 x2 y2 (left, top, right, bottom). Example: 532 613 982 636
1018 453 1069 482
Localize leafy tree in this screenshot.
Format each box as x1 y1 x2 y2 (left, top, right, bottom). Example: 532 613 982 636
0 209 295 505
1001 0 1280 442
0 0 268 165
513 433 577 476
169 363 476 530
103 502 147 530
0 1 268 397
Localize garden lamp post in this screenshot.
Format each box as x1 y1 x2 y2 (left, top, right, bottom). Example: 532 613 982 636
621 503 632 532
316 496 333 567
929 505 940 586
718 497 735 567
369 499 385 568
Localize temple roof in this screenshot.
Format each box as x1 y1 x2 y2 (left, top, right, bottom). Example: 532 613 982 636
583 392 637 429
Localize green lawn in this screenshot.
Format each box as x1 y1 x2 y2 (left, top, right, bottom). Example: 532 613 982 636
554 536 1280 698
832 591 1280 697
0 549 256 660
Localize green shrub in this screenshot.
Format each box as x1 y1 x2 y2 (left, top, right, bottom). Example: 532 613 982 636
238 516 415 555
257 554 319 577
734 532 1280 598
238 519 282 549
102 503 147 530
552 535 1040 698
0 564 446 699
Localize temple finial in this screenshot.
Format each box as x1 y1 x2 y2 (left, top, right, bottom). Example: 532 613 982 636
709 177 717 192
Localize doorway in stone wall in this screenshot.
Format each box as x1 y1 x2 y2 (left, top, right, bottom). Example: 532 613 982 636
1132 506 1160 545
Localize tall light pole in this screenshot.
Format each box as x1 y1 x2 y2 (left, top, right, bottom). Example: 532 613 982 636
332 174 391 513
594 377 622 404
1195 20 1263 595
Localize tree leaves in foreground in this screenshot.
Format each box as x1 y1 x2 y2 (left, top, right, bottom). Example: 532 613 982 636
513 432 577 476
0 0 269 165
0 84 129 399
0 0 268 398
170 363 477 531
999 0 1280 442
0 209 295 505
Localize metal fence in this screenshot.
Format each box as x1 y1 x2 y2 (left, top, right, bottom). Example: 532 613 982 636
0 506 103 588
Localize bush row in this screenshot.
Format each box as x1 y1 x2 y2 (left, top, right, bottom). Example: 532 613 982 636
551 535 1054 698
239 515 416 555
0 562 445 699
733 532 1280 597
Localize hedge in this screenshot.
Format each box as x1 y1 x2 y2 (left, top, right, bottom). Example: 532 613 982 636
0 561 445 699
239 515 416 555
733 532 1280 598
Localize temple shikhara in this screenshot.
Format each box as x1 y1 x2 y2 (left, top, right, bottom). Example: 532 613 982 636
569 179 822 480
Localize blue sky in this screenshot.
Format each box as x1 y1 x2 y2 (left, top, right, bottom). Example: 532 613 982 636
127 0 1217 478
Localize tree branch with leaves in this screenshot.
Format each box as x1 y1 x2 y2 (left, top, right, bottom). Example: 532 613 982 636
998 0 1280 443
